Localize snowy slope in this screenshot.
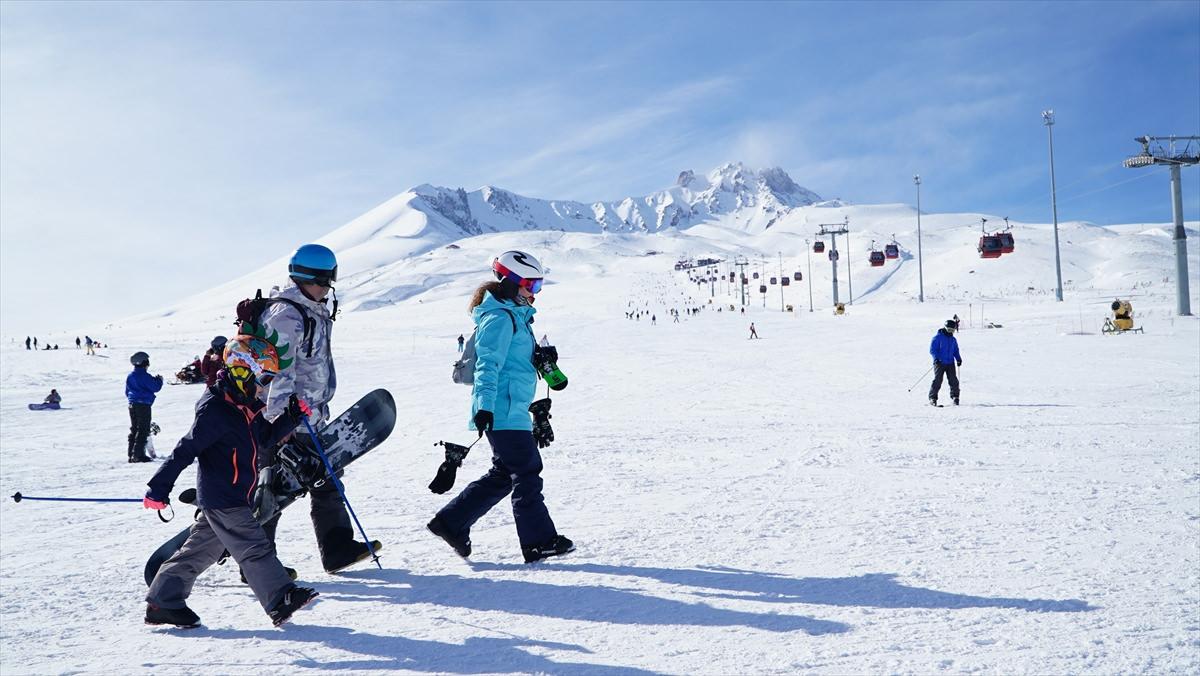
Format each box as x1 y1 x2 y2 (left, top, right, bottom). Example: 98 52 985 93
1 163 1198 674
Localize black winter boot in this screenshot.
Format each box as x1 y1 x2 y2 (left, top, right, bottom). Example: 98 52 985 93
268 585 319 627
427 516 471 558
323 540 383 574
522 534 575 563
145 603 201 628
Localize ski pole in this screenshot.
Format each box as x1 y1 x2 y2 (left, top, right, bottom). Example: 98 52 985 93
906 364 935 392
300 415 381 569
11 492 174 522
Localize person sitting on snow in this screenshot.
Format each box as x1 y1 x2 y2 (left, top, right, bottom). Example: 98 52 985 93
43 389 62 408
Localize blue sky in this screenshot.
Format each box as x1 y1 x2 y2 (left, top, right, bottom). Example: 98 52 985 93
2 0 1197 331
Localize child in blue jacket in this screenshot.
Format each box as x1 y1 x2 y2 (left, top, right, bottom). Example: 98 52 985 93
929 320 963 405
126 351 163 462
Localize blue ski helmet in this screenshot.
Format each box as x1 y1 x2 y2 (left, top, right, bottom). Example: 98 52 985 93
288 244 337 287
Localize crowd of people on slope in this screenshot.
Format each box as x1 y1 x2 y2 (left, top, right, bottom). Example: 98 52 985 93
22 335 104 353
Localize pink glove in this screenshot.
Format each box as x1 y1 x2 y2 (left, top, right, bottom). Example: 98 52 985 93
144 496 169 510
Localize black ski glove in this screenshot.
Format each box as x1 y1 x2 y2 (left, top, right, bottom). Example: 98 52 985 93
473 410 493 437
286 394 312 421
251 466 279 521
529 398 554 449
429 441 472 494
956 358 963 366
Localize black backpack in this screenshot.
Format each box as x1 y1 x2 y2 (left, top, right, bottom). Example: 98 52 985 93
235 289 319 358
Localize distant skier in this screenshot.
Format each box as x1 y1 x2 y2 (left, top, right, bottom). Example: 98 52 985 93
427 249 574 564
126 351 163 462
749 322 760 339
457 334 465 353
75 337 81 349
43 389 62 408
85 336 95 355
952 314 961 330
25 336 30 350
32 337 37 349
143 336 317 628
929 320 962 406
200 336 227 387
651 314 656 325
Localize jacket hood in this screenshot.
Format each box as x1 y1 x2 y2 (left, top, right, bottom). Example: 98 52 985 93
472 290 536 322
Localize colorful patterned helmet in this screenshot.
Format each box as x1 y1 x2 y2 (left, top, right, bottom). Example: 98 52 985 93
223 335 280 387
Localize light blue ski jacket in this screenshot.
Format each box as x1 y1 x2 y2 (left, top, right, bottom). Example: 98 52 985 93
470 292 537 432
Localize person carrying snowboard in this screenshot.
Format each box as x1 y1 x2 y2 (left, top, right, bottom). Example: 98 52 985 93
126 352 163 463
929 319 962 406
254 244 378 574
427 250 574 564
143 335 318 628
201 336 227 387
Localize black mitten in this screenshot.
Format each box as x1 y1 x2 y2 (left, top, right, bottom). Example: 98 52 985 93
529 398 554 449
429 441 472 494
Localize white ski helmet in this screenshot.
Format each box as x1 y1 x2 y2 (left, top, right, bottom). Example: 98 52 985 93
492 250 545 293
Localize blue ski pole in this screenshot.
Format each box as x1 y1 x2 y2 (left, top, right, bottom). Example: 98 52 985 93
12 492 174 521
300 415 381 569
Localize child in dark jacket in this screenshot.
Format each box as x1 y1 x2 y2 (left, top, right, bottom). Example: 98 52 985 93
143 335 318 628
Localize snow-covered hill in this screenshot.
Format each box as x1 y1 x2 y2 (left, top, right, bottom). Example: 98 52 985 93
128 161 1197 332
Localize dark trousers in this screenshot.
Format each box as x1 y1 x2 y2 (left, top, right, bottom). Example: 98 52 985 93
436 430 556 548
262 477 354 570
929 362 960 401
128 403 152 460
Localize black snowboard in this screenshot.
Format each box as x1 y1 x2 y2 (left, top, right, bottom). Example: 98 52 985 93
143 388 397 586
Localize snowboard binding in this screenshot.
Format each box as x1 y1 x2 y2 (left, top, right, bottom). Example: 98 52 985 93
531 345 568 391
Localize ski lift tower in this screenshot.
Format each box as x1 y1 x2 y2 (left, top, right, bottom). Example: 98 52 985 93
1124 135 1199 316
818 219 851 307
733 255 750 307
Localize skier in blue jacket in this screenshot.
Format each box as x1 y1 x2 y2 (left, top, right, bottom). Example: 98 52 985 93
929 320 962 406
428 250 574 563
126 351 163 462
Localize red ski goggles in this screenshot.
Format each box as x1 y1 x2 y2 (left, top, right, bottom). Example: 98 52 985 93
493 262 543 293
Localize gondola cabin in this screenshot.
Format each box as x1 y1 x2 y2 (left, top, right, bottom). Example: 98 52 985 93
758 285 767 294
828 249 839 261
781 277 791 286
998 232 1015 254
813 241 825 253
752 272 759 279
793 271 802 281
868 251 885 267
884 243 899 259
770 277 777 285
978 235 1003 259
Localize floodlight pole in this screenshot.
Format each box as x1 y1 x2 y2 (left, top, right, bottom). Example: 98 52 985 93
1043 110 1065 302
914 174 924 303
1123 135 1197 316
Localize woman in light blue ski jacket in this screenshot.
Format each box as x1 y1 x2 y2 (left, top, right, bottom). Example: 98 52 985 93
470 292 537 432
429 250 574 565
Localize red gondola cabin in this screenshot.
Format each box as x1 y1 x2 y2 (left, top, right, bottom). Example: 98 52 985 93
869 251 885 267
998 232 1015 254
884 243 899 259
813 241 825 253
978 235 1003 258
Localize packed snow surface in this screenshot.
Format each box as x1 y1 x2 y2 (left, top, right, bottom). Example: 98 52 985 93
2 167 1198 674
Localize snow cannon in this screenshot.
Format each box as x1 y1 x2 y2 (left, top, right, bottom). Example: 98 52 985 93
1102 299 1143 334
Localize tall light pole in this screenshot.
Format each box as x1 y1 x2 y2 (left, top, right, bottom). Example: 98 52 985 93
805 239 814 312
1043 109 1065 302
914 174 924 303
1124 135 1198 316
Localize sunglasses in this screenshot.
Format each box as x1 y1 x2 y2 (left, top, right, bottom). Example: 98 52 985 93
494 263 543 293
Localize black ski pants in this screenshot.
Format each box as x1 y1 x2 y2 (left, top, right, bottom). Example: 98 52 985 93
261 433 355 571
929 362 960 401
128 403 152 460
436 429 556 549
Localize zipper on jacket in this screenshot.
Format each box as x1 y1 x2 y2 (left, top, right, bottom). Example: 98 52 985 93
231 448 239 484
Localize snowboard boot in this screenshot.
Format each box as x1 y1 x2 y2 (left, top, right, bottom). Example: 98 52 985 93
323 540 383 574
522 534 575 563
929 397 938 407
427 516 471 558
267 585 319 627
241 566 298 584
953 397 960 406
145 603 201 628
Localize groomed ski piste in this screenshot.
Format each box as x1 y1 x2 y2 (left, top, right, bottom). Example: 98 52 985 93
2 167 1198 674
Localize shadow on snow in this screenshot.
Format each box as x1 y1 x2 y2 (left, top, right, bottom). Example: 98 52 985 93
467 563 1094 613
